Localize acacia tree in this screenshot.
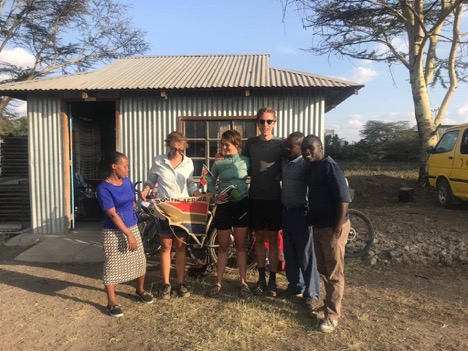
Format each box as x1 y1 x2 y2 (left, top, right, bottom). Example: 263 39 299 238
359 120 419 161
283 0 468 181
0 0 149 115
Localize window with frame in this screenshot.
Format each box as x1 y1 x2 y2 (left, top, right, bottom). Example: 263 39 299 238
434 130 459 154
182 117 257 177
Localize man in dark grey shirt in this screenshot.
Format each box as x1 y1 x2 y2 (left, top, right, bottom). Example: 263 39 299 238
244 106 285 296
281 132 320 306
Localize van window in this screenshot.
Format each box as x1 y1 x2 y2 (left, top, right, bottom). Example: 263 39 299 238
434 130 459 153
461 129 468 155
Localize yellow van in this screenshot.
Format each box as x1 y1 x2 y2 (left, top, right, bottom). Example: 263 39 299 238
426 123 468 207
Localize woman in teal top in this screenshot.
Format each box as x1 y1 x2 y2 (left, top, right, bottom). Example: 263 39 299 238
207 129 251 298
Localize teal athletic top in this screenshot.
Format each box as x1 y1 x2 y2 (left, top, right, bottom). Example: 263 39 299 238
207 153 250 202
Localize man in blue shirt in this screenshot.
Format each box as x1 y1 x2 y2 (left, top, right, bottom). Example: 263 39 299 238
302 135 352 333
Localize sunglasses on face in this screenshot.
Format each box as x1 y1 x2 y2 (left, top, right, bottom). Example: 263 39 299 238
169 147 185 153
258 119 275 125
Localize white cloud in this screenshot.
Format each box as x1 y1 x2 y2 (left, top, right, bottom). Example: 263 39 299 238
328 114 365 142
375 37 408 56
458 102 468 116
350 66 379 83
444 115 468 125
0 47 35 68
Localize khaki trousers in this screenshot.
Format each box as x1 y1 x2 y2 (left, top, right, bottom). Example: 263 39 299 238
313 219 351 321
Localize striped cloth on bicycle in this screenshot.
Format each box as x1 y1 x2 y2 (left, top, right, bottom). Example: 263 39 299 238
151 196 210 236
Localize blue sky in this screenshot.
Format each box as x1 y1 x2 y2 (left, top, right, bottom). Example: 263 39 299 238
4 0 468 141
125 0 467 142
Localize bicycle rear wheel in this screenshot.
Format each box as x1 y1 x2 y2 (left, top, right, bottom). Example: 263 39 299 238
138 218 160 256
208 228 257 272
345 208 375 258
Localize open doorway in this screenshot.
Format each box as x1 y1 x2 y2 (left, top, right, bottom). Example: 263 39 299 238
68 100 116 230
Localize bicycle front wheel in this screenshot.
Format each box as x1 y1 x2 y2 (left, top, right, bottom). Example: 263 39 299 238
208 228 257 272
345 209 375 258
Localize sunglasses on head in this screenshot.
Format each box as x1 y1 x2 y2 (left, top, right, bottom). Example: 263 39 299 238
258 119 275 125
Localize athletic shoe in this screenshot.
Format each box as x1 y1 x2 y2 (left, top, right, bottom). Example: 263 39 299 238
161 284 171 300
176 283 191 298
266 280 277 297
280 288 303 299
253 279 267 296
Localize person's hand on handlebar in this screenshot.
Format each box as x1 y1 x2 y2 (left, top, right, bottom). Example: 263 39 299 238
215 193 229 203
140 186 151 201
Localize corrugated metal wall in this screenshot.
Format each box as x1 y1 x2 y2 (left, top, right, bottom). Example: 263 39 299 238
28 96 67 234
26 90 324 234
122 91 325 185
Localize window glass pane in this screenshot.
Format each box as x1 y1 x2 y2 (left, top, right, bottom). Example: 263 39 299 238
435 130 458 153
186 140 206 157
192 160 203 177
208 121 231 139
209 140 220 157
233 120 256 138
185 121 205 138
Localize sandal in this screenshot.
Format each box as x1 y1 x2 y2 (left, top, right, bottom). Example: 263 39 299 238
207 283 221 297
239 284 251 299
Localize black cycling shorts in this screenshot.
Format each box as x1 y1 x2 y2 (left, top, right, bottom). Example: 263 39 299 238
249 198 282 231
214 197 250 230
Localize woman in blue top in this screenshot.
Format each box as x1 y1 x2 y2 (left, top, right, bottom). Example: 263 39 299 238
207 130 251 298
96 152 153 317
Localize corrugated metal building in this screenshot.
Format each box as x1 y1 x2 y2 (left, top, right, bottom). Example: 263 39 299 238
0 54 363 234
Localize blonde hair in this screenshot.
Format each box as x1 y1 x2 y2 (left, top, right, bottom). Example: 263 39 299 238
256 106 277 121
165 131 188 148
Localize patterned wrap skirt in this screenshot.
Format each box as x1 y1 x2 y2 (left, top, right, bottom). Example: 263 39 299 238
102 224 147 285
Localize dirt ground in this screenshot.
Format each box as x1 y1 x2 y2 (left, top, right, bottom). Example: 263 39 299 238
1 167 467 351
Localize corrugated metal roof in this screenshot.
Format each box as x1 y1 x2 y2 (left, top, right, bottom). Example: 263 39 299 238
0 54 363 93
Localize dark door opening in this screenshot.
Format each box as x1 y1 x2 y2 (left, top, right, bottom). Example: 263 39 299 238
68 101 116 228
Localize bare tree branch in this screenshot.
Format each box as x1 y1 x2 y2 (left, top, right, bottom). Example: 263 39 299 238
0 0 149 104
282 0 468 182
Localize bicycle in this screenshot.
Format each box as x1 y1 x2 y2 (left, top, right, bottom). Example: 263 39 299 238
136 182 374 271
134 182 257 272
345 187 375 258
